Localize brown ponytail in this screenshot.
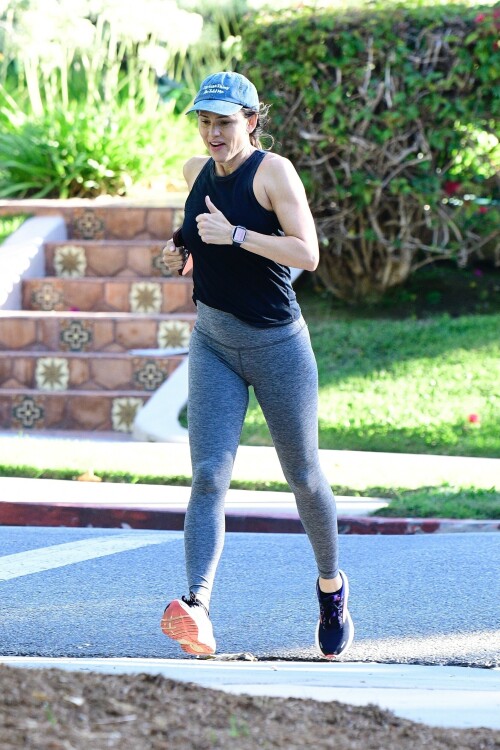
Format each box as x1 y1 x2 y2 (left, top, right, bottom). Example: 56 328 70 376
242 104 274 150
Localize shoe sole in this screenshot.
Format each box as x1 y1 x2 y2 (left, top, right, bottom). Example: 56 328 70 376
315 570 354 660
160 600 215 656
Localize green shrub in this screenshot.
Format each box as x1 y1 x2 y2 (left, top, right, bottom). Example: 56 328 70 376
0 0 239 197
241 2 500 301
0 97 199 198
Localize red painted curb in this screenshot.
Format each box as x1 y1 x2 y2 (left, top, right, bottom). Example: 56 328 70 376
0 501 498 534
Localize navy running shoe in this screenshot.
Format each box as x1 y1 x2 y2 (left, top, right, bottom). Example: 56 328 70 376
315 570 354 659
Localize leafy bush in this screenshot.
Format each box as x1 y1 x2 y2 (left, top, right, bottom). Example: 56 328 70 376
0 97 199 198
241 2 500 301
0 0 237 197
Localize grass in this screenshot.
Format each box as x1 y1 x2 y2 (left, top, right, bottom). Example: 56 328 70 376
1 465 498 519
0 214 30 243
371 485 500 519
240 263 500 458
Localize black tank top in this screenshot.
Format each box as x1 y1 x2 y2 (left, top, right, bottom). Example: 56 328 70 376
182 149 301 328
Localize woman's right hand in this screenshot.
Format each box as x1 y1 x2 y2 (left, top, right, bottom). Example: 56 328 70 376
162 239 186 274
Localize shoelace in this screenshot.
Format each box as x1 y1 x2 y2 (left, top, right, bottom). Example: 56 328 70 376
319 592 344 629
182 592 209 617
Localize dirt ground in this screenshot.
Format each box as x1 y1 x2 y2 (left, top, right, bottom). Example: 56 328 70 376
1 664 499 750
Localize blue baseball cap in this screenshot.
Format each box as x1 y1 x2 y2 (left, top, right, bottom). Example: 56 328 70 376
186 71 259 115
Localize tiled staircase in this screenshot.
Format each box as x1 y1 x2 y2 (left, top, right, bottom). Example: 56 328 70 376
0 200 195 434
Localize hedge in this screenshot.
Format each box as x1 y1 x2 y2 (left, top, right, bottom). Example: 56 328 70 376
241 2 499 301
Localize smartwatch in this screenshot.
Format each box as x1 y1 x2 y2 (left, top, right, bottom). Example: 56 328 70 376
232 225 247 247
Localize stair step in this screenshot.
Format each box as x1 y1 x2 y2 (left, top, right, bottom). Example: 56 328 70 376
22 277 195 314
0 311 196 352
44 240 171 278
0 351 185 391
0 200 183 240
0 389 153 432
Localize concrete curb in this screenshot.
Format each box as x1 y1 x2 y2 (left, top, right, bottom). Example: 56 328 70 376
0 498 498 534
2 657 500 730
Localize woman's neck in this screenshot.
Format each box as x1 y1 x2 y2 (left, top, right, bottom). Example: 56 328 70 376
214 145 255 176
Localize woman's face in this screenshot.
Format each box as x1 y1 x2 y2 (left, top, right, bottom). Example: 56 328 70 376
197 110 257 165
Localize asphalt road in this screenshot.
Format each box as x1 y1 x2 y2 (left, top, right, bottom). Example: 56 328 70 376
1 527 499 667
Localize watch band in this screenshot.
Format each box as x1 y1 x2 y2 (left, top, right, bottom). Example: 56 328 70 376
232 225 247 246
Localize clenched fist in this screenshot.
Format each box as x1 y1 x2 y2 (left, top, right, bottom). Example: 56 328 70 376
162 239 186 275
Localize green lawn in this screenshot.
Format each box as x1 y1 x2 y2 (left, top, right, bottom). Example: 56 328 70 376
241 269 500 458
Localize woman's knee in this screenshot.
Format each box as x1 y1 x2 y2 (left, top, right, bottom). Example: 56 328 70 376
286 463 324 498
191 458 232 499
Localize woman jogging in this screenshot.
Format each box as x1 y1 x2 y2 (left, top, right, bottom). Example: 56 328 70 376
160 71 353 660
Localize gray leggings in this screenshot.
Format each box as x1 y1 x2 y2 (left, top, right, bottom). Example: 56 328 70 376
185 301 339 608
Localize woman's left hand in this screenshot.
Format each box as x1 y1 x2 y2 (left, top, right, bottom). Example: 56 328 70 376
196 195 233 245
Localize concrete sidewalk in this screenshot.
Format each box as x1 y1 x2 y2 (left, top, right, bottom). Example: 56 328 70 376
0 433 499 534
2 657 500 730
0 475 498 534
2 433 499 489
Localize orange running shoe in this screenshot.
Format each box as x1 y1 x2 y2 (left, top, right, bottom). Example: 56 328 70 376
161 593 216 655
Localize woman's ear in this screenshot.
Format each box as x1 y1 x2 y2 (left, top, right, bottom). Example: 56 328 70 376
247 113 258 133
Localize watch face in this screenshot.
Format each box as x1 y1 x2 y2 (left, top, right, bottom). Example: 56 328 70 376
233 226 246 243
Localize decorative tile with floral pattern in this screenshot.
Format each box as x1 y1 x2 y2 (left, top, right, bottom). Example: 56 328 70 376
130 282 162 313
35 357 69 391
60 320 93 352
133 360 167 391
111 397 144 432
72 210 105 240
12 396 44 428
157 321 191 348
31 282 64 311
53 245 87 278
152 252 171 276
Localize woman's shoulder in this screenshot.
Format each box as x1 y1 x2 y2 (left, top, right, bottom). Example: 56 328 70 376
183 155 210 189
259 150 296 177
257 151 300 190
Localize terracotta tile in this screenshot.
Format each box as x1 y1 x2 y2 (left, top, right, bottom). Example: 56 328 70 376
37 317 62 351
12 356 35 387
104 281 130 312
127 245 159 276
0 319 37 349
2 377 22 388
44 246 56 274
146 209 174 239
69 394 111 429
42 394 66 428
93 357 133 389
106 209 146 239
115 319 157 349
162 282 196 313
87 245 127 276
64 280 104 311
68 357 91 387
0 355 13 385
105 343 125 353
91 320 116 351
0 398 11 427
